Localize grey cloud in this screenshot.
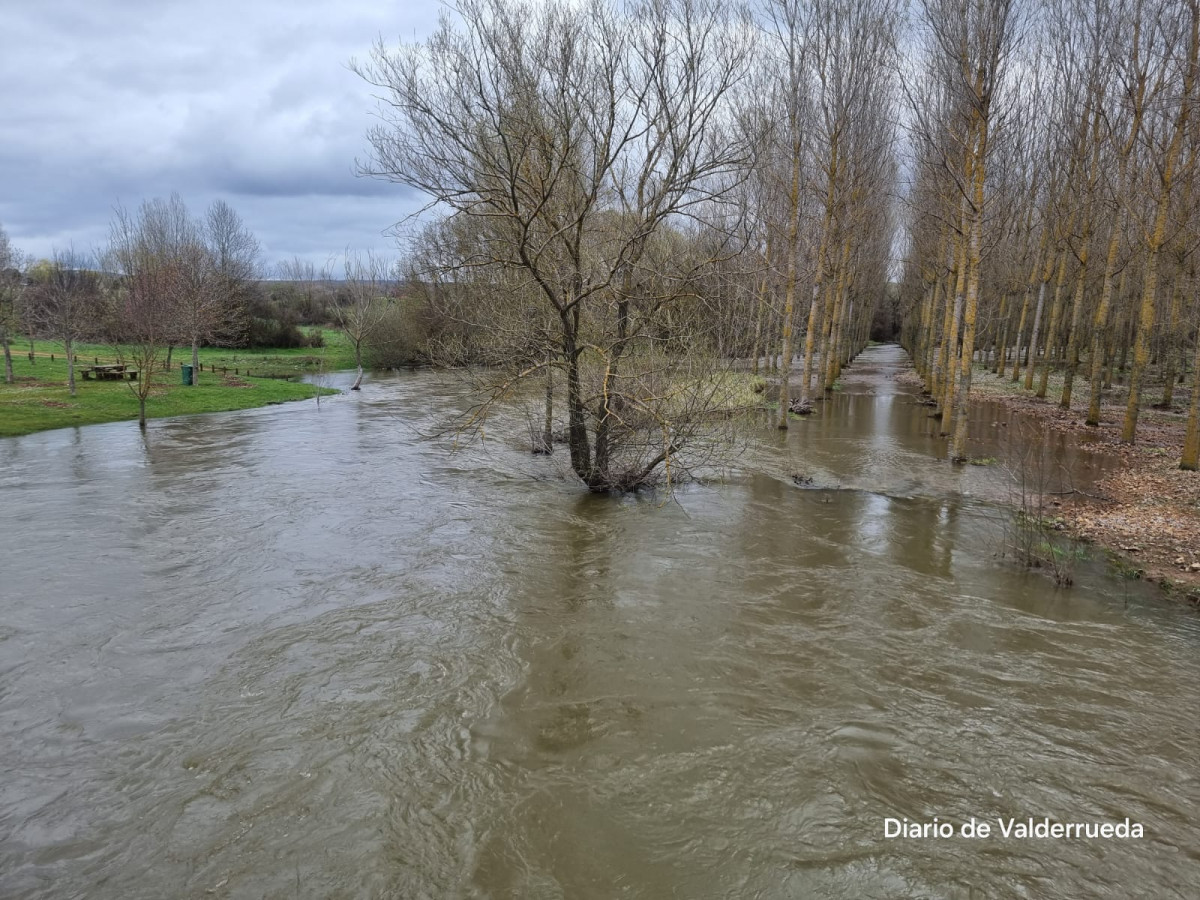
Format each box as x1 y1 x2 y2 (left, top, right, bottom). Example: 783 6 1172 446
0 0 441 267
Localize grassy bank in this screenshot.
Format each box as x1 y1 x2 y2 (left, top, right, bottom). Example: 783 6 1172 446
0 333 346 438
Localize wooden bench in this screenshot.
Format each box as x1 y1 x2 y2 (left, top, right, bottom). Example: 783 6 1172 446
81 365 138 381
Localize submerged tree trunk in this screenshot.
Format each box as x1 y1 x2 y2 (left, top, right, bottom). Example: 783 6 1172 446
542 358 554 453
351 342 364 391
561 308 591 486
941 224 967 435
952 122 987 462
777 144 804 429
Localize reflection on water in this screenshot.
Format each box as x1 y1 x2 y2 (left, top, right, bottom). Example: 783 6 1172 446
2 346 1198 898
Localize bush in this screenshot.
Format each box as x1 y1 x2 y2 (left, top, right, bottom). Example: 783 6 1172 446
241 290 327 349
363 299 430 367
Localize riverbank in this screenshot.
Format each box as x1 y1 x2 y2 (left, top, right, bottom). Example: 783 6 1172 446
900 364 1200 600
0 334 350 437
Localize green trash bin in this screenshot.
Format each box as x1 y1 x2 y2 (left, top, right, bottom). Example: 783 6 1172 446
181 364 194 385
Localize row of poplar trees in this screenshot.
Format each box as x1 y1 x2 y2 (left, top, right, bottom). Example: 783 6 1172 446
901 0 1200 471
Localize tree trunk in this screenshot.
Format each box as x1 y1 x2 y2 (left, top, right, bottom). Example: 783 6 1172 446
1086 212 1126 425
1182 331 1200 470
1036 248 1070 399
952 120 987 461
2 332 12 384
66 338 76 397
824 234 852 390
777 142 804 429
816 277 837 396
750 260 768 377
1122 245 1163 443
1023 274 1049 390
191 340 200 386
542 357 554 452
925 277 945 394
351 341 364 391
1160 277 1185 407
994 292 1009 377
941 224 968 434
593 298 631 483
932 263 957 407
561 310 591 486
1126 4 1196 441
1059 247 1089 409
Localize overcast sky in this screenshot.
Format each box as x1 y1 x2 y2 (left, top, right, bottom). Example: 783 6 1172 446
1 0 442 271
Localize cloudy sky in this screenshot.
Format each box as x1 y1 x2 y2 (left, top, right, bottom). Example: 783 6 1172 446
1 0 443 270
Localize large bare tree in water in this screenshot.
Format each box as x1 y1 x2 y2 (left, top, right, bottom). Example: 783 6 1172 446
355 0 757 491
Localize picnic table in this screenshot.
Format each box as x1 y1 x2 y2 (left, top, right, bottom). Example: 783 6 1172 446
81 364 138 381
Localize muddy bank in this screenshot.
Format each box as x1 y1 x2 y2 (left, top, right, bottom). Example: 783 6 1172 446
896 365 1200 600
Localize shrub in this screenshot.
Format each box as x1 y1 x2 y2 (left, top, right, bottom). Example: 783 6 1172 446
363 299 430 367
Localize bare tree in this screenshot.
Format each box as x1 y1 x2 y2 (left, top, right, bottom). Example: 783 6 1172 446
335 251 393 390
0 224 28 385
1121 0 1198 442
356 0 758 491
105 204 186 426
25 248 100 396
205 199 261 349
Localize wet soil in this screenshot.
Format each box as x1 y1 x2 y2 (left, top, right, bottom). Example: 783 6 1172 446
895 366 1200 600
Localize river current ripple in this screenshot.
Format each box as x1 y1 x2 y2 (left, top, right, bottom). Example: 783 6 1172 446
2 346 1199 898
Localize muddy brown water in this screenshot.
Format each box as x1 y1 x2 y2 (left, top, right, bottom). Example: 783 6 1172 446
2 345 1198 898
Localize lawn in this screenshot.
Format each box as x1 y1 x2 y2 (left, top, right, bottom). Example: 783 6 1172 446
191 329 358 375
0 332 346 438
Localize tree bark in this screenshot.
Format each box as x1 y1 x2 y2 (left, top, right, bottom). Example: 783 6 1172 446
351 341 364 391
66 338 76 397
1036 247 1070 399
1182 332 1200 470
952 118 987 461
1124 2 1196 442
777 139 805 429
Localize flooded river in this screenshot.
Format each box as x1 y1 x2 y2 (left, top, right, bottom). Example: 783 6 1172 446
2 345 1199 898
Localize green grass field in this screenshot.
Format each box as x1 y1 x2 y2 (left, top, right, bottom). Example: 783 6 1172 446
0 332 349 438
